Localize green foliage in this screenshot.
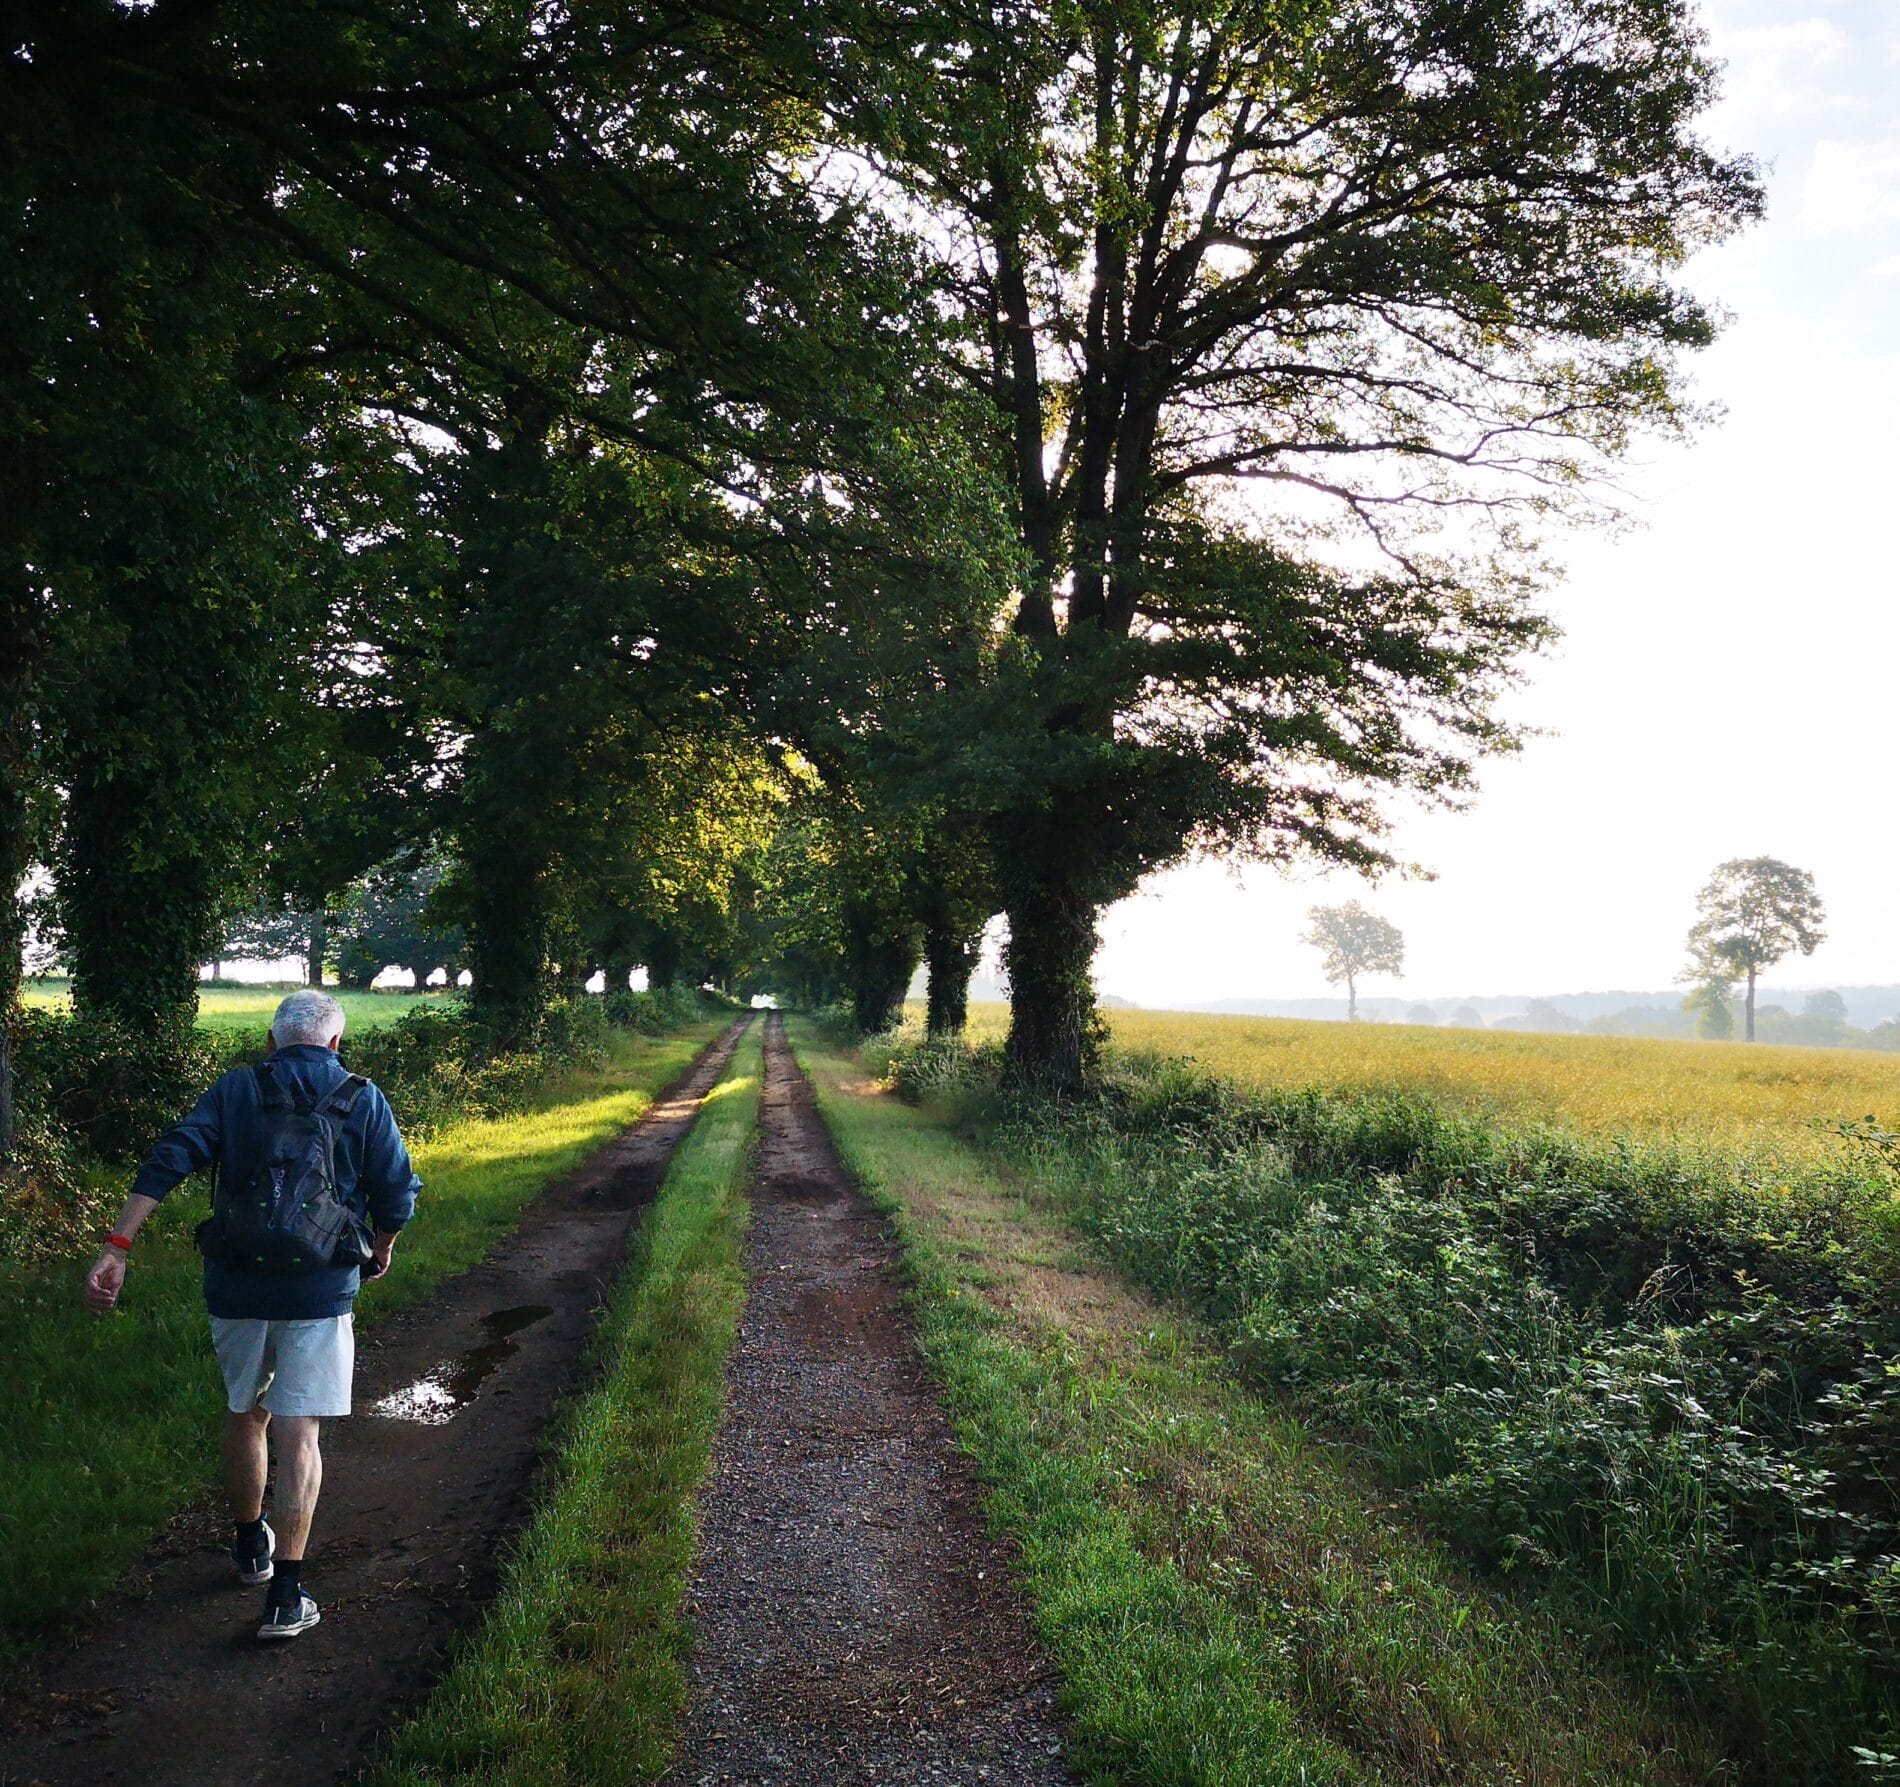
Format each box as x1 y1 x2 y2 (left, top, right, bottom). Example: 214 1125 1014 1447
1682 978 1737 1040
333 853 465 991
603 985 715 1037
9 1008 226 1164
887 1033 1900 1781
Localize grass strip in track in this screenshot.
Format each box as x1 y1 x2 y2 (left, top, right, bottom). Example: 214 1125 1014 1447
368 1019 762 1786
787 1019 1717 1787
0 1019 730 1651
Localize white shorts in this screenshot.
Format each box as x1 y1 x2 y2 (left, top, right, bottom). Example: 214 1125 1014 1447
210 1314 355 1418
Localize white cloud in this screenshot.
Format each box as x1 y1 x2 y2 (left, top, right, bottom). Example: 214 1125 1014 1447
1799 136 1900 229
1716 18 1854 117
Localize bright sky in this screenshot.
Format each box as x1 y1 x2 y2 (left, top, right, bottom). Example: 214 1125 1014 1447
1098 0 1900 1008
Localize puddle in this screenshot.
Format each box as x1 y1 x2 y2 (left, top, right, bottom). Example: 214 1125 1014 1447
369 1305 555 1426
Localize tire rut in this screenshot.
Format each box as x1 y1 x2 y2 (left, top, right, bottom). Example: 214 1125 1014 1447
0 1017 752 1787
664 1013 1075 1787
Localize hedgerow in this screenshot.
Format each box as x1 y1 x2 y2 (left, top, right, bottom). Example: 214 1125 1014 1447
884 1034 1900 1783
0 988 725 1265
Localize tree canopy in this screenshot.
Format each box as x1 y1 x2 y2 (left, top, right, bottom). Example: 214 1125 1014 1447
1 0 1763 1148
1303 901 1405 1021
1684 856 1826 1043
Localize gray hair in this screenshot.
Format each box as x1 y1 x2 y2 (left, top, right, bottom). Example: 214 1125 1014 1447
272 989 347 1047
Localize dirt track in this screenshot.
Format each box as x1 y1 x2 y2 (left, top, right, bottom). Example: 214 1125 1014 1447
0 1018 748 1787
664 1016 1074 1786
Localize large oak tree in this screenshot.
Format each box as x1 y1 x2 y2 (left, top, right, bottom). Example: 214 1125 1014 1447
814 0 1760 1089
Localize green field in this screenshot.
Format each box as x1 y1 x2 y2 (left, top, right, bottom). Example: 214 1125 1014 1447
23 979 457 1035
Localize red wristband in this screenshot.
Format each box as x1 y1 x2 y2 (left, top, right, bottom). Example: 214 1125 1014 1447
101 1232 133 1252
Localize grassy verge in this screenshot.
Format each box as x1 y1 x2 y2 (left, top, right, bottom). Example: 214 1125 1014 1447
368 1020 762 1785
0 1018 730 1652
789 1018 1718 1787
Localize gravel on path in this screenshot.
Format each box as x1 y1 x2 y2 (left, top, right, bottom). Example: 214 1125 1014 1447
664 1014 1077 1787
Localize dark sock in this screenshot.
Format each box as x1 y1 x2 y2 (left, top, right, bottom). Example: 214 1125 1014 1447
234 1516 266 1552
268 1559 303 1605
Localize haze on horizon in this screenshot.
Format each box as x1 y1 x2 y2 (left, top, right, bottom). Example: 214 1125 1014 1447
1096 0 1900 1013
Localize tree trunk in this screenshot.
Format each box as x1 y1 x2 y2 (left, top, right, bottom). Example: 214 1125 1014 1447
62 763 209 1033
1002 873 1099 1096
646 930 682 992
845 909 917 1036
464 827 550 1048
851 952 912 1035
923 917 978 1039
1746 966 1756 1043
305 913 328 988
1347 972 1357 1022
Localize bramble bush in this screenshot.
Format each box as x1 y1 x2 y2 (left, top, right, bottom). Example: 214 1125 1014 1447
884 1034 1900 1784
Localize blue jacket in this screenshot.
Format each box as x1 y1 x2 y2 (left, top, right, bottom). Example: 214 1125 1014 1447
132 1043 422 1320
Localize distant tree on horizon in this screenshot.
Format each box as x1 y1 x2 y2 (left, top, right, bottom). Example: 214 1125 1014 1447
1303 902 1404 1022
1406 1004 1440 1027
1684 857 1826 1043
1451 1005 1485 1029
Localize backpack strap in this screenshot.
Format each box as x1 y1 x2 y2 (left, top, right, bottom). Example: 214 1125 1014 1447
321 1073 372 1121
252 1060 294 1112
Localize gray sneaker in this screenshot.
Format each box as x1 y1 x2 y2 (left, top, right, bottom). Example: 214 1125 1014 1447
230 1519 274 1586
257 1591 320 1640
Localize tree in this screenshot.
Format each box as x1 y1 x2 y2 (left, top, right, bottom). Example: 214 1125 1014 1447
1302 902 1404 1022
334 854 465 990
1682 978 1736 1042
1451 1006 1484 1029
821 0 1761 1091
1684 858 1826 1043
1406 1006 1439 1027
1803 989 1848 1032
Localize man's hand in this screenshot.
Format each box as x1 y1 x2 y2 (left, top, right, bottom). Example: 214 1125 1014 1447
85 1250 127 1315
363 1231 398 1282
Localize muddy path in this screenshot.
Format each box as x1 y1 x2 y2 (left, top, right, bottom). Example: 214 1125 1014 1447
1 1017 751 1787
664 1015 1075 1787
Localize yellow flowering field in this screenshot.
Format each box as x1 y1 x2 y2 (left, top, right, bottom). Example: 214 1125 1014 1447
954 1000 1900 1166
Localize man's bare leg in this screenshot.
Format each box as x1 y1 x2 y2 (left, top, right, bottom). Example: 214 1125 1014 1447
256 1415 323 1633
271 1416 323 1563
222 1407 270 1522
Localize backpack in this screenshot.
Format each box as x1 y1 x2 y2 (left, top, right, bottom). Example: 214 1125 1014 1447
197 1062 375 1274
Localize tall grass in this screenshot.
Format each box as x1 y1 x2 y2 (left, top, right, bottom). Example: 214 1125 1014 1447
878 1032 1900 1784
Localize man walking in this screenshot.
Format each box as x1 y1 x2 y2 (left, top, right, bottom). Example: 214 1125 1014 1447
83 989 421 1639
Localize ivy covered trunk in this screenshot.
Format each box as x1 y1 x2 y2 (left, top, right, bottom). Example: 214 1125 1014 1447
844 898 918 1036
850 945 913 1035
62 761 220 1033
922 917 978 1039
1001 871 1100 1096
646 929 682 991
464 824 550 1048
